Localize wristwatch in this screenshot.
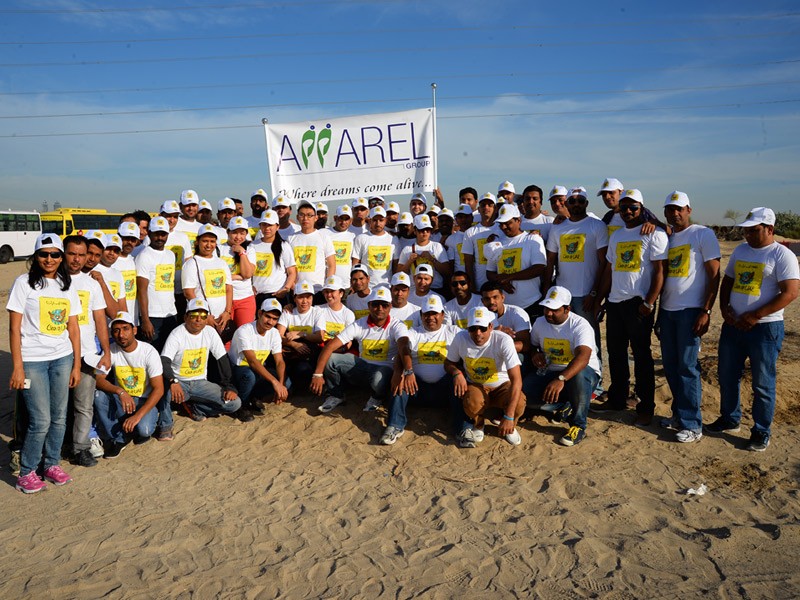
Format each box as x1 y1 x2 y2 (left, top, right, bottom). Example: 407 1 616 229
704 309 712 315
402 369 414 376
557 374 566 382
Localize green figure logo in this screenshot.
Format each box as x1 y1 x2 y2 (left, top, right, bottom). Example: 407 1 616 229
301 124 333 169
739 271 755 285
621 250 634 263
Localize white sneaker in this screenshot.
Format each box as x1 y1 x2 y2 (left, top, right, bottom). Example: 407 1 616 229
89 437 104 458
472 428 485 443
458 428 477 448
676 429 703 443
319 396 344 413
380 426 404 445
363 397 382 412
504 428 522 446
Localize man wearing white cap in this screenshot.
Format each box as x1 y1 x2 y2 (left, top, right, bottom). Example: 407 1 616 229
480 280 532 355
326 205 356 282
523 286 601 447
397 214 450 292
548 185 570 221
486 203 547 315
384 201 401 235
708 207 799 451
598 178 663 238
497 181 517 204
276 281 321 386
388 272 420 328
159 201 194 307
657 192 721 443
289 201 336 301
247 189 270 232
135 217 178 352
444 205 474 277
197 200 214 225
520 184 554 241
94 234 128 314
444 306 526 447
114 221 141 322
346 264 371 319
392 212 417 255
83 231 122 318
595 189 668 426
216 197 238 236
94 312 166 454
381 295 461 445
436 207 455 248
409 193 427 216
463 193 500 291
173 190 203 242
408 264 446 309
445 270 483 329
352 206 396 287
349 197 370 236
314 202 329 230
310 286 412 413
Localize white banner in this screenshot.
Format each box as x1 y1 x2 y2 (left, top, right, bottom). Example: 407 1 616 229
264 108 436 203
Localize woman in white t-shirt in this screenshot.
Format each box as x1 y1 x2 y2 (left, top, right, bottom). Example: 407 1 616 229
7 234 82 494
250 210 297 308
218 216 256 328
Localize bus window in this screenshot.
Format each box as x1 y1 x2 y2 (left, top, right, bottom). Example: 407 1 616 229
72 214 122 232
41 219 64 236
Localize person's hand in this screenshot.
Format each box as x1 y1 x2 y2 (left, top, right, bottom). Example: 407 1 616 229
433 187 445 208
721 304 736 327
273 383 289 404
170 382 185 403
98 353 112 373
498 417 515 436
640 221 656 235
275 288 290 299
693 312 711 336
582 295 595 313
285 331 302 342
453 372 468 397
736 311 760 331
122 412 143 433
229 242 244 254
531 352 547 370
309 375 325 396
9 367 26 390
501 280 515 294
215 311 231 332
139 318 155 340
497 325 515 337
222 389 238 403
88 270 105 284
69 368 81 388
119 390 136 414
543 379 565 403
402 373 418 396
290 341 311 356
638 302 654 318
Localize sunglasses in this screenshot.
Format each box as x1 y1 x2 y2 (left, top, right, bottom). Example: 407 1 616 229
468 326 488 333
450 280 469 287
186 312 209 320
37 251 62 259
567 197 588 205
619 205 641 213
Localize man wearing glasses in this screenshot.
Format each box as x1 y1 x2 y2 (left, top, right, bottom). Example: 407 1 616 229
594 190 668 426
444 271 483 329
288 201 336 304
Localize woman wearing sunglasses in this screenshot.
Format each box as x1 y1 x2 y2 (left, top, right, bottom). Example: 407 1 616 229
7 234 82 494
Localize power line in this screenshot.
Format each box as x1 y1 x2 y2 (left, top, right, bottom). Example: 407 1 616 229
3 59 798 97
3 80 798 120
2 98 797 139
0 0 403 14
2 31 798 68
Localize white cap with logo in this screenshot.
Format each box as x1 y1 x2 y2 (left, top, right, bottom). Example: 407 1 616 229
621 189 645 206
294 281 315 296
260 298 282 313
391 272 411 287
422 295 444 314
35 234 64 252
259 210 279 225
597 178 624 195
180 189 199 205
664 191 690 208
323 275 346 291
386 201 400 214
335 205 352 218
468 307 495 328
495 203 521 223
367 286 392 303
415 264 434 277
197 223 218 238
414 214 433 230
549 185 568 199
149 217 170 233
160 200 181 214
498 181 516 195
272 195 292 208
218 198 236 212
118 222 139 239
369 206 387 219
540 285 572 309
738 207 776 227
109 311 136 326
227 216 249 231
186 298 210 313
199 199 213 212
398 212 414 226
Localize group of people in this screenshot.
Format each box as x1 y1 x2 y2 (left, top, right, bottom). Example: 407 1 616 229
7 180 798 494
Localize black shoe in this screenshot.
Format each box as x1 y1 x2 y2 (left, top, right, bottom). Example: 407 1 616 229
746 432 770 452
250 399 266 416
133 435 152 445
104 441 128 459
72 449 98 467
704 417 741 433
235 408 255 423
590 400 625 413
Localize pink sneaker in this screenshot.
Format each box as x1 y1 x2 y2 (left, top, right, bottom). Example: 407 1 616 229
16 471 47 494
43 465 73 486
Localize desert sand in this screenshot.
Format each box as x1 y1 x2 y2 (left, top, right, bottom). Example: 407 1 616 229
0 240 798 599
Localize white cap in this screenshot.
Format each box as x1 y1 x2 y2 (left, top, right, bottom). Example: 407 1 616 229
479 193 497 205
34 234 64 252
386 201 400 214
498 181 516 195
199 199 213 212
414 214 433 230
180 189 199 205
160 200 181 214
260 298 282 313
351 264 370 277
410 192 427 206
218 198 236 212
294 281 315 296
390 272 411 287
197 223 218 238
422 295 444 314
369 195 385 204
104 234 122 249
297 200 317 213
323 275 346 291
738 207 776 227
366 286 392 303
597 178 624 195
149 216 170 233
272 194 292 208
227 216 249 231
84 230 107 247
483 241 502 264
468 307 495 328
259 210 279 225
621 189 645 205
186 298 210 313
415 264 434 277
315 202 328 213
398 212 414 226
456 203 473 216
540 285 572 309
427 205 441 216
439 208 454 219
369 206 387 219
109 311 136 326
335 205 352 218
664 191 690 208
495 203 521 223
567 186 588 199
549 185 568 199
351 197 369 209
251 189 269 200
118 222 139 239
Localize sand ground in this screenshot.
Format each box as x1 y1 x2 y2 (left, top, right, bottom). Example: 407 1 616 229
0 241 798 599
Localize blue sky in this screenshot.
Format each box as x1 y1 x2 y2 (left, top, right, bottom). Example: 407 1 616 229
1 0 799 225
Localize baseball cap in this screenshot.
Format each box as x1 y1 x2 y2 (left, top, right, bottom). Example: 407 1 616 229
294 281 315 296
456 203 473 216
479 192 497 205
272 195 292 208
84 230 107 247
549 185 568 199
227 216 249 231
540 285 572 309
218 198 236 212
149 216 170 233
366 286 392 303
109 311 135 326
186 298 210 314
196 223 218 238
422 295 444 314
386 201 400 214
259 210 279 225
415 264 434 277
498 181 516 195
369 206 387 219
323 275 346 291
199 199 213 212
297 200 317 213
398 212 414 226
567 186 588 199
160 200 181 215
427 205 441 216
351 264 369 277
335 205 352 218
495 203 521 223
390 272 411 287
414 214 433 230
351 197 369 209
468 307 495 328
369 195 385 205
621 189 645 205
315 202 328 214
180 190 199 205
118 222 139 239
251 189 269 200
664 191 690 208
410 192 427 206
260 298 282 314
738 207 776 227
439 208 454 219
104 234 122 250
34 234 64 252
597 178 624 195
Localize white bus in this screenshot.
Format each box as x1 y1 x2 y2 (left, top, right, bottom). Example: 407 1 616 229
0 210 42 263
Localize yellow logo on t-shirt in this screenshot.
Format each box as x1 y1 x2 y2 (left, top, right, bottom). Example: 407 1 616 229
417 341 447 364
543 337 573 366
465 356 499 385
560 233 586 263
361 339 389 362
456 318 468 329
169 245 185 268
248 227 259 240
288 325 313 335
122 270 137 300
109 281 121 299
294 246 317 273
39 297 70 335
732 260 765 296
115 365 146 397
332 241 352 266
185 231 198 244
667 244 690 278
203 269 226 298
456 242 464 266
476 238 489 265
155 263 175 292
179 348 207 378
615 241 642 272
239 349 271 366
354 309 369 319
368 245 391 271
499 248 522 274
77 290 90 326
322 321 345 341
607 225 621 237
254 252 274 278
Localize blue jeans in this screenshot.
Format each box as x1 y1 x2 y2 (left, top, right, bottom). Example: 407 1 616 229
570 296 604 391
19 354 73 476
324 354 393 400
232 364 290 404
522 365 599 430
658 308 703 432
388 375 462 434
718 321 784 436
93 390 158 443
166 379 242 421
606 298 656 414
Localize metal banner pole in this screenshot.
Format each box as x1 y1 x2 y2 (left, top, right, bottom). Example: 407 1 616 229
431 83 438 192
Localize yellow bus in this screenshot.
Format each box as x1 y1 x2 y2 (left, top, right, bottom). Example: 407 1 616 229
41 208 127 239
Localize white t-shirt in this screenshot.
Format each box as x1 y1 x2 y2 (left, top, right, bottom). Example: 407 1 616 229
408 289 445 309
135 246 177 318
228 321 283 366
393 236 416 256
173 218 202 244
445 294 483 329
444 230 468 273
492 304 532 334
93 263 126 305
606 227 669 303
487 232 547 308
278 307 320 336
218 244 256 301
446 329 520 389
725 241 800 323
531 312 601 376
181 255 233 317
606 212 625 238
336 316 409 367
289 230 335 292
521 214 554 243
109 340 163 399
250 240 295 295
314 305 356 342
546 216 610 297
71 272 107 357
113 255 138 315
391 302 420 329
326 228 356 281
348 223 369 237
277 222 301 241
166 230 193 291
661 225 721 311
352 232 397 287
408 324 460 383
397 241 449 289
462 223 497 289
7 275 81 362
161 324 227 381
345 291 371 319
